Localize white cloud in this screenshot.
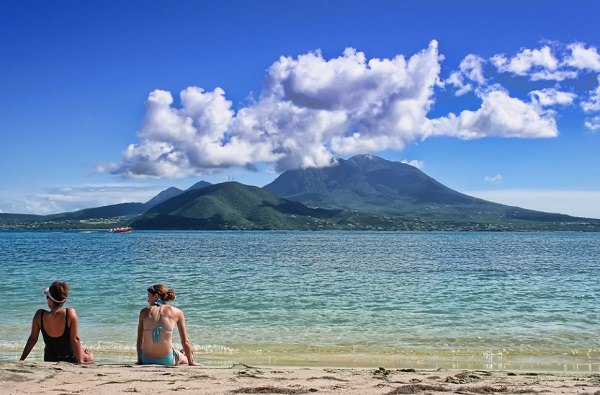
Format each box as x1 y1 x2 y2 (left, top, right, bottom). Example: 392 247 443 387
491 45 558 76
529 88 576 107
427 89 558 139
529 69 578 82
262 41 443 165
463 41 600 135
489 42 600 81
484 174 502 183
401 159 425 169
113 87 255 178
466 189 600 219
106 41 445 176
581 76 600 113
446 54 485 95
584 116 600 131
565 43 600 71
0 185 167 215
104 40 598 179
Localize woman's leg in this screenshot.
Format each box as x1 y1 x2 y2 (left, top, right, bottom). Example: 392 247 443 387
82 347 94 364
175 349 188 365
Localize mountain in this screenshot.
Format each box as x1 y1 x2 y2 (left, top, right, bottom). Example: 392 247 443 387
130 182 347 230
2 157 598 231
0 202 147 230
143 181 211 208
46 182 214 222
144 187 184 208
264 154 596 227
46 202 147 220
0 181 215 230
264 154 480 210
0 213 43 225
187 181 211 191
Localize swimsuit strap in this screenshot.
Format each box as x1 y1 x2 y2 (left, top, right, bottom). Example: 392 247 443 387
64 308 70 332
152 326 162 343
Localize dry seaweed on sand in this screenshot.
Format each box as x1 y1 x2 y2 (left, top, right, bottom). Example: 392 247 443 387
231 385 316 394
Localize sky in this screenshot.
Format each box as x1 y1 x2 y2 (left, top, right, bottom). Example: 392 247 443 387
1 0 599 218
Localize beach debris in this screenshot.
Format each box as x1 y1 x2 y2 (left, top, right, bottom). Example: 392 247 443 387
456 384 510 393
231 363 258 369
386 383 448 394
590 374 600 385
387 383 511 394
373 367 392 380
237 370 264 379
306 375 350 382
231 385 313 394
445 371 483 384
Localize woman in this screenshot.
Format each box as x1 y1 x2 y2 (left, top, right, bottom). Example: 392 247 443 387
137 284 197 365
20 281 94 363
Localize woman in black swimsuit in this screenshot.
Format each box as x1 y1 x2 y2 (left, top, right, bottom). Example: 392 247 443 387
20 281 94 364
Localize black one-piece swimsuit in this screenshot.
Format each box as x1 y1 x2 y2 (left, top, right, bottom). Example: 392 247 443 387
40 309 77 362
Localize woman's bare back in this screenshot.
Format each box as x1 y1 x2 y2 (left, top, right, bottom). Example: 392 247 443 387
140 305 179 359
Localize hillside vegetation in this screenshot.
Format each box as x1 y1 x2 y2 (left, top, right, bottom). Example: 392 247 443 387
2 155 599 231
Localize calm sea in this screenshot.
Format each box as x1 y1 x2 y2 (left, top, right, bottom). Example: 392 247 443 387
1 230 599 371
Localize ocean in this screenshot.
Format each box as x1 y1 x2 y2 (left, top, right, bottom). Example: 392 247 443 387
1 230 599 371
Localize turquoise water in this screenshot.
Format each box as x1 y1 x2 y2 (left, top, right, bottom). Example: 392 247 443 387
1 230 599 371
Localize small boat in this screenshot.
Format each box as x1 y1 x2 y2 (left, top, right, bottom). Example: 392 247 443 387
109 226 133 233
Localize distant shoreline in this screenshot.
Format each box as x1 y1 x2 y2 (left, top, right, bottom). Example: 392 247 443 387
2 227 600 232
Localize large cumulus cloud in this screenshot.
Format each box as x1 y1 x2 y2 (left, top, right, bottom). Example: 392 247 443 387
103 40 599 179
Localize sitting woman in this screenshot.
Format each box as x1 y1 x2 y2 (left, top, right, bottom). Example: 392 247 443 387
20 281 94 363
137 284 197 365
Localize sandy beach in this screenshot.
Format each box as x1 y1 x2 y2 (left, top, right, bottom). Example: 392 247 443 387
2 361 600 394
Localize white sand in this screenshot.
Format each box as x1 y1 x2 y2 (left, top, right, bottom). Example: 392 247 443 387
2 361 600 394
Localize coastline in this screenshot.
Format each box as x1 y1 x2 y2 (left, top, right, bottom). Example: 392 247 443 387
5 347 599 373
3 361 600 394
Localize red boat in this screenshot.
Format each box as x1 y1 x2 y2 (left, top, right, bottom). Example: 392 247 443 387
109 226 133 233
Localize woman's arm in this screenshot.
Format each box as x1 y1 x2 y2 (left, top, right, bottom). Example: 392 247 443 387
67 308 92 364
19 310 42 361
136 309 145 364
176 309 197 365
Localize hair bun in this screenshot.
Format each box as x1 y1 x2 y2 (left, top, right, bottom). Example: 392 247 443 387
165 289 176 302
51 281 69 302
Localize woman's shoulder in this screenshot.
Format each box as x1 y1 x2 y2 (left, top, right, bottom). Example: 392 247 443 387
163 304 182 315
139 306 152 315
66 307 78 315
65 307 79 321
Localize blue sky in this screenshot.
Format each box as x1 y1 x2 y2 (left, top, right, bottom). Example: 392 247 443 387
1 0 599 218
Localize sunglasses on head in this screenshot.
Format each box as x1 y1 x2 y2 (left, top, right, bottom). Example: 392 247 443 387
147 286 157 294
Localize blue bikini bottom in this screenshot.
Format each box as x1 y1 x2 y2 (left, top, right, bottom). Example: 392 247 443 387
140 349 177 365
